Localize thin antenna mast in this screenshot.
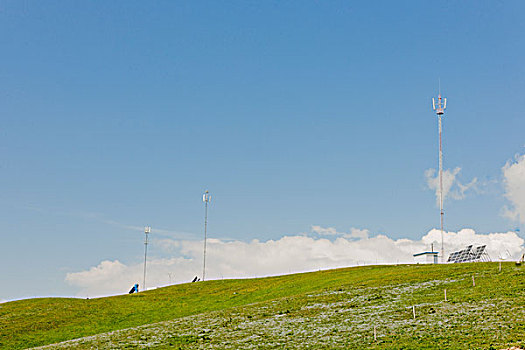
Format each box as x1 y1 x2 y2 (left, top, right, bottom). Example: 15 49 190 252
432 91 447 262
143 226 151 291
202 190 211 281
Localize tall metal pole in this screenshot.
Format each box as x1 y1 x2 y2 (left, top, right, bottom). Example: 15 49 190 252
439 114 444 263
432 93 446 262
202 190 211 281
143 226 151 291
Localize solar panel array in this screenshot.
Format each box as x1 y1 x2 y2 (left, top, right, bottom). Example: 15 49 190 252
447 245 487 263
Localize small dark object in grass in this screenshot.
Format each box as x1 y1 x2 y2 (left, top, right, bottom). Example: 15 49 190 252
128 283 139 294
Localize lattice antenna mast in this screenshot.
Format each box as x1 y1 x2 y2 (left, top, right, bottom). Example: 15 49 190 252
143 226 151 291
202 190 211 281
432 92 447 262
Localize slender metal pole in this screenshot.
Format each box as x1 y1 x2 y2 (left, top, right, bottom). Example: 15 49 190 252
439 114 444 263
203 198 208 281
143 227 150 291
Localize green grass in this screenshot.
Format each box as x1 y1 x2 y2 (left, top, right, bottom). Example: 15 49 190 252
1 263 524 349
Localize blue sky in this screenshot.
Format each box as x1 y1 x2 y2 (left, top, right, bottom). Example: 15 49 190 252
1 1 524 300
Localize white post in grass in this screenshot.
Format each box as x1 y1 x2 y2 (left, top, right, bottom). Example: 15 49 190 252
472 275 475 287
412 305 416 319
444 289 447 302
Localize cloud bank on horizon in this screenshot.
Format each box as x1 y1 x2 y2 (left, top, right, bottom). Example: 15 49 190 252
66 227 524 297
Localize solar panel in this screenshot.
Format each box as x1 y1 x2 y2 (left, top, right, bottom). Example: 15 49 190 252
447 251 459 262
447 250 460 263
456 246 471 262
447 245 487 263
472 245 486 260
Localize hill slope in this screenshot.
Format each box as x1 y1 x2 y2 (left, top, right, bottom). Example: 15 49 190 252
1 263 524 349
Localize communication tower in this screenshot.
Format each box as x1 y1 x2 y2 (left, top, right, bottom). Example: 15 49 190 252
432 92 447 262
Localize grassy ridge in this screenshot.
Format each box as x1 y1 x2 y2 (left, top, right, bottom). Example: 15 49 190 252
1 263 524 349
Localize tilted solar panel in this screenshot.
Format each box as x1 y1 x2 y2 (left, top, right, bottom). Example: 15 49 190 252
447 245 487 263
472 245 486 260
447 251 459 262
449 251 461 262
457 248 468 262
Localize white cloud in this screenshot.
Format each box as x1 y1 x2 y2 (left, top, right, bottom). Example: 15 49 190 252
311 225 338 236
311 226 369 239
425 167 477 205
66 227 524 297
502 154 525 224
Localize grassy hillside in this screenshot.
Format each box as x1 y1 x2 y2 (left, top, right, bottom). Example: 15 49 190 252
1 263 524 349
